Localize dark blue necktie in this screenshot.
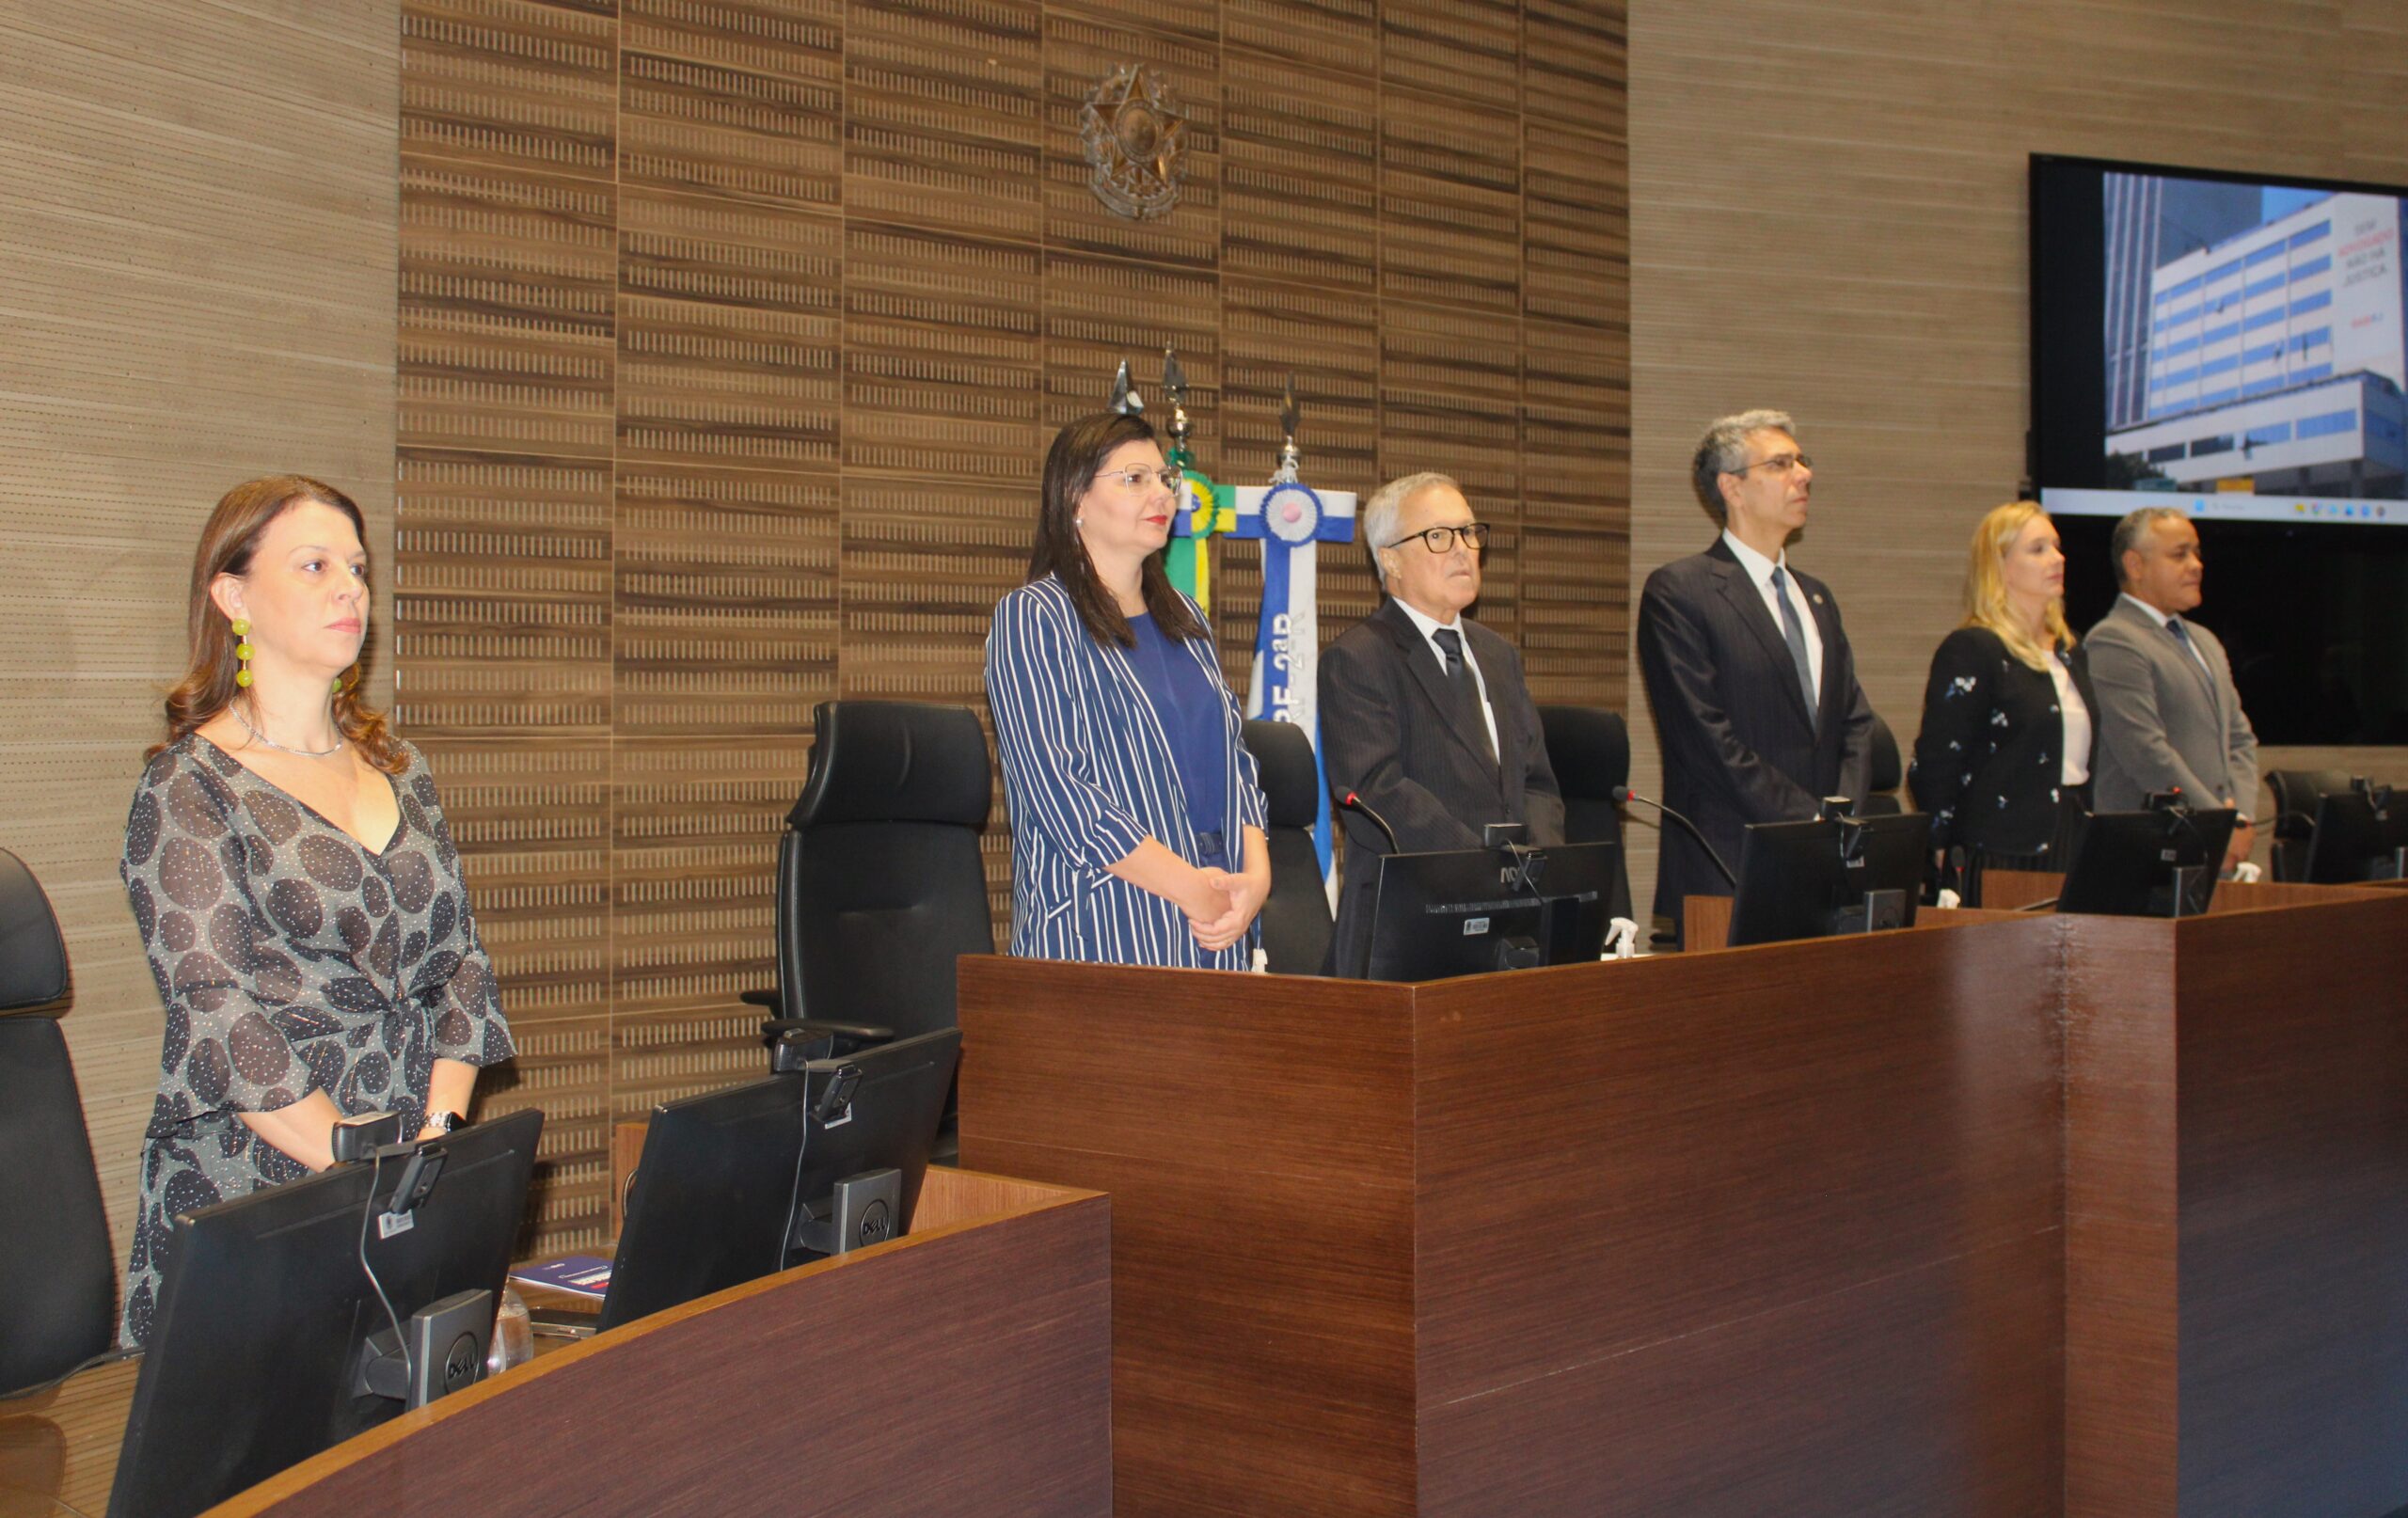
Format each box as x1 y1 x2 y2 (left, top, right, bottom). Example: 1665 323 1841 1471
1770 565 1817 730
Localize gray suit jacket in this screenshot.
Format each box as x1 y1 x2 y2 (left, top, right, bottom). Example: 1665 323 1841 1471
2085 594 2258 814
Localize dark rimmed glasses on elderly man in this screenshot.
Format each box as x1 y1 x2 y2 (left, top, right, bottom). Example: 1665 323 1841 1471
1383 522 1493 554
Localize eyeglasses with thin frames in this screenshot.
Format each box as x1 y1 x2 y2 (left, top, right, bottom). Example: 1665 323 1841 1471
1728 451 1813 477
1092 466 1186 493
1382 523 1493 554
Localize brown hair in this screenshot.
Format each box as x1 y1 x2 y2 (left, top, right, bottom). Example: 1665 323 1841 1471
151 475 407 774
1030 413 1207 647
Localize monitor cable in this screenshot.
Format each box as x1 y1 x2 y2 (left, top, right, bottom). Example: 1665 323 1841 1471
358 1146 411 1391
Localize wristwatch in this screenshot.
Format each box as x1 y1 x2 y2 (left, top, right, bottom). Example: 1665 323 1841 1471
427 1110 464 1134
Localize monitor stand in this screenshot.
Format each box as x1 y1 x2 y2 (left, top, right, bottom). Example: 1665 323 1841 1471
2147 863 2213 918
1823 888 1909 937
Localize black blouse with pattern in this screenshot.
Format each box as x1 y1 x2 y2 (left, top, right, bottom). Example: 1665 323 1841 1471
116 735 515 1345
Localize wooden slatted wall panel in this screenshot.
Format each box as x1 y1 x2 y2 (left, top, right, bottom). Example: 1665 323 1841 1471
395 0 1630 1253
0 3 401 1276
1624 0 2408 925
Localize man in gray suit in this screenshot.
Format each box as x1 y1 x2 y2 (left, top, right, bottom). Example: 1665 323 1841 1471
2086 506 2259 873
1321 471 1563 977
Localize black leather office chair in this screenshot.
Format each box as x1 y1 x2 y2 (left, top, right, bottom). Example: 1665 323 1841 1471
0 848 117 1396
1858 713 1906 816
742 702 993 1059
1243 719 1334 974
2266 768 2354 881
1535 705 1636 923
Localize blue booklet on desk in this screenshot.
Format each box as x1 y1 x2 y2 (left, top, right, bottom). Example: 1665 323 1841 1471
510 1255 613 1299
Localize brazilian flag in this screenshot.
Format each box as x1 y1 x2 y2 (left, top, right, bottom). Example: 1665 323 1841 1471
1162 445 1230 612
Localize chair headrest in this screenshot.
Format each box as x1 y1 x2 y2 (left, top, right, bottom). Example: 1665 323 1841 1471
1536 706 1629 801
792 702 991 830
0 848 69 1014
1867 712 1903 792
1243 719 1321 829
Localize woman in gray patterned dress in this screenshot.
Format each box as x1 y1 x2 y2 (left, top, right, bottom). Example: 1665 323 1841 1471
119 476 515 1346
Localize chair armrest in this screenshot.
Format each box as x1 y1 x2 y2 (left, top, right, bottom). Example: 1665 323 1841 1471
737 987 779 1008
758 1017 896 1052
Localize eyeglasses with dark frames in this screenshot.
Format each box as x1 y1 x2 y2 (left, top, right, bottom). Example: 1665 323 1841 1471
1382 523 1493 554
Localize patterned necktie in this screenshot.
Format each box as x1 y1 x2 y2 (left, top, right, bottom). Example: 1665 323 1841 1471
1770 565 1817 731
1432 627 1497 767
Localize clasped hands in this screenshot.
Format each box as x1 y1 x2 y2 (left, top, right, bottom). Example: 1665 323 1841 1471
1184 863 1269 953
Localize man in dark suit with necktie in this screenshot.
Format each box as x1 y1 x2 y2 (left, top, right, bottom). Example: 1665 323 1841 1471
2084 505 2258 873
1320 471 1564 977
1637 409 1875 941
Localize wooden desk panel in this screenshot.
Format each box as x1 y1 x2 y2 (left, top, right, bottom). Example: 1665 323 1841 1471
1685 891 2027 950
217 1168 1110 1518
1411 922 2066 1516
962 930 2070 1518
0 1171 1108 1518
1412 923 2065 1407
2061 896 2408 1516
960 959 1418 1518
1419 1228 2064 1517
1984 868 2387 914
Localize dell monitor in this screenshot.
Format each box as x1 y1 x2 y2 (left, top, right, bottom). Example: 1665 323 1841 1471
2056 806 2239 917
2302 786 2408 883
1362 840 1618 982
109 1108 544 1518
595 1027 960 1331
1726 813 1932 948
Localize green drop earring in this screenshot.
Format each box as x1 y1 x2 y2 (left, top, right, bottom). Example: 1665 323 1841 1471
231 618 254 688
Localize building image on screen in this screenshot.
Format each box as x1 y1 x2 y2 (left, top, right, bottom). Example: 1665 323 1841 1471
2100 174 2406 513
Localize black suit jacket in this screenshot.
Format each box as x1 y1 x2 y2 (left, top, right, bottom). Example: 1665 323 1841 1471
1636 539 1874 930
1321 598 1564 977
1908 625 2099 863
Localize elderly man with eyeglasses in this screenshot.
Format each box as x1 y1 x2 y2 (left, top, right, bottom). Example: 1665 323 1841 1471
1319 471 1564 976
1637 409 1876 944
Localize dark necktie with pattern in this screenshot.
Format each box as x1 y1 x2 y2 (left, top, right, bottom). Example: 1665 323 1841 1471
1770 565 1817 732
1432 627 1497 767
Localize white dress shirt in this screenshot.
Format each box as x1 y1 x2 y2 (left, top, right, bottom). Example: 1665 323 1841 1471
2048 649 2091 786
1720 530 1824 704
1392 597 1499 758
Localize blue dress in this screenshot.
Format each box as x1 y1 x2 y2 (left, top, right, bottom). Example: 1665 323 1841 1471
985 577 1268 968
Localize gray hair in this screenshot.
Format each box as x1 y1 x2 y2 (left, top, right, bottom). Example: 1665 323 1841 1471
1360 470 1460 591
2110 505 2187 586
1690 409 1798 524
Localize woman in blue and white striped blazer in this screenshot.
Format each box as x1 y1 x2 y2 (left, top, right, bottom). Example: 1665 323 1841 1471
986 412 1271 969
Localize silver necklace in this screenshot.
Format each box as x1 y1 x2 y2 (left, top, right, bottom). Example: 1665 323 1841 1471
234 706 345 759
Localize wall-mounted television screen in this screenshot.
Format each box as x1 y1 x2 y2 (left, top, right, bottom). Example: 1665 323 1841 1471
2032 154 2408 743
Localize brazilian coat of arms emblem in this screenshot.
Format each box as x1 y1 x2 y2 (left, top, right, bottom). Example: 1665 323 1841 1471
1081 64 1187 221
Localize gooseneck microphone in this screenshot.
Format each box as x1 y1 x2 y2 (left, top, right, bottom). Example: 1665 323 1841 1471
1611 784 1738 889
1339 792 1401 853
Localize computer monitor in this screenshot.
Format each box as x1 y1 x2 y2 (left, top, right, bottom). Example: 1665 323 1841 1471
1726 813 1932 948
2303 786 2408 883
2056 806 2239 917
1362 841 1617 982
595 1027 960 1331
109 1109 544 1518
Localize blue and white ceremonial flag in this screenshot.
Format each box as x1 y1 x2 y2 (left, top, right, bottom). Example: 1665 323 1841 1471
1229 478 1355 892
